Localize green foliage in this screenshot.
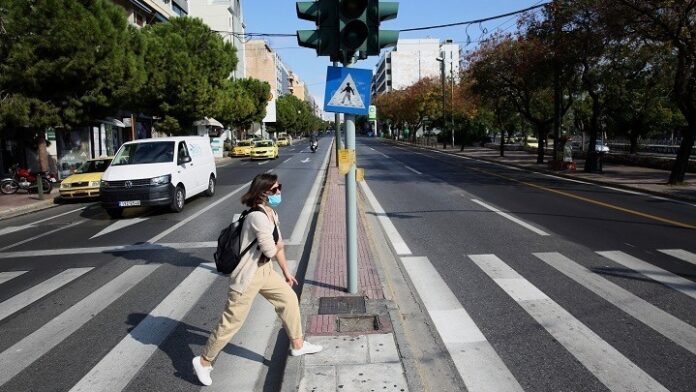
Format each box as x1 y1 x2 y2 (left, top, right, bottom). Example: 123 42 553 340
0 0 144 135
274 94 320 136
138 17 237 135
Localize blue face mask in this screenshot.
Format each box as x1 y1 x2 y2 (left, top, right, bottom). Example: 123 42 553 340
267 193 282 207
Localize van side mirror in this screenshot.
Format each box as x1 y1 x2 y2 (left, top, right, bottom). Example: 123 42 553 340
178 156 191 165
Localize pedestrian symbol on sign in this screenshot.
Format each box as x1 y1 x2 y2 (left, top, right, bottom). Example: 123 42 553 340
327 74 365 109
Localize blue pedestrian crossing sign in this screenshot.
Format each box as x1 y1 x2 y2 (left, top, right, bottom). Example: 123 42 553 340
324 66 372 115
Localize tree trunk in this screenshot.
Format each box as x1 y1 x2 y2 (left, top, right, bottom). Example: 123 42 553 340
500 130 505 157
37 131 49 173
536 126 547 164
584 90 602 173
629 129 639 154
668 120 694 184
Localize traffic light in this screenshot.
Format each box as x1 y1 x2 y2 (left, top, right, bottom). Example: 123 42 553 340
338 0 369 59
365 1 399 57
296 0 339 58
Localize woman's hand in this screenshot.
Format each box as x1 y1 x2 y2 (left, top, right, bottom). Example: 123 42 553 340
284 270 298 287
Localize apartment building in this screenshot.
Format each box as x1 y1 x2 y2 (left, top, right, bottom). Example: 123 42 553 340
372 38 461 95
112 0 188 26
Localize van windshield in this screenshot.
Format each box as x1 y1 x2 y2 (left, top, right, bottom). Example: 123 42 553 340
112 142 175 165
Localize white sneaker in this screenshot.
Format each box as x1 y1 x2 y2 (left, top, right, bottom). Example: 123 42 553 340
290 341 323 356
192 356 213 386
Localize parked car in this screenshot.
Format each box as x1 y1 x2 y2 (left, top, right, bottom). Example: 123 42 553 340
230 140 253 157
595 140 610 153
277 136 290 147
100 137 216 218
59 157 112 200
250 140 279 160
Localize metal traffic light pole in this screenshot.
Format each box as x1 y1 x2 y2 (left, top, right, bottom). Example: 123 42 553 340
342 56 358 294
334 61 343 167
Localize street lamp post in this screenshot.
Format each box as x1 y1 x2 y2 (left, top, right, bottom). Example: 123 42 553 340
436 57 446 148
437 56 455 149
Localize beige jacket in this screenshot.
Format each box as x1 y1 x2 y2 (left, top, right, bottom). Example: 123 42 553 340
230 206 282 293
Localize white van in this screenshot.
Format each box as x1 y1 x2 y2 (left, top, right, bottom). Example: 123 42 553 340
100 136 216 218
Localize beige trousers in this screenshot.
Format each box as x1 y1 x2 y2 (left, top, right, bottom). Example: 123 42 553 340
202 262 303 362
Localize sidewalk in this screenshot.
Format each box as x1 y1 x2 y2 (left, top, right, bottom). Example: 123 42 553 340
405 143 696 203
282 149 413 392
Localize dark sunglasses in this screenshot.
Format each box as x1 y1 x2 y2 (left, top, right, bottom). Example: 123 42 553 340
268 184 282 194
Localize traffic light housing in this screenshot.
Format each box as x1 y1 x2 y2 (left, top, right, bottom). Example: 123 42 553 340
296 0 340 59
338 0 369 59
365 1 399 57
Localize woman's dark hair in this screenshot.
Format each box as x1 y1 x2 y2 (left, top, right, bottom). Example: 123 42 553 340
241 173 278 207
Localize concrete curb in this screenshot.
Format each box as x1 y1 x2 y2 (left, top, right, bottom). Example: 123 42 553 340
0 197 58 221
388 140 696 204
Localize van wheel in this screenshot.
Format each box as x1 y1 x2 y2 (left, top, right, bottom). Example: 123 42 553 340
170 186 185 213
106 208 123 219
204 175 216 197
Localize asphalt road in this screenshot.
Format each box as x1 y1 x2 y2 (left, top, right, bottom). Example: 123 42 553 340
358 137 696 392
0 138 330 392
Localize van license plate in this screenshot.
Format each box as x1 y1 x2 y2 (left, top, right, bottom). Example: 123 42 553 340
119 200 141 207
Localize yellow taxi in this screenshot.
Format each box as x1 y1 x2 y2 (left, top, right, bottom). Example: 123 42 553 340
277 136 290 147
59 157 112 199
250 140 279 160
230 140 254 157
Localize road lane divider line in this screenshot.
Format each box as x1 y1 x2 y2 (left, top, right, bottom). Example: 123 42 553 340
257 161 269 165
470 254 669 392
0 267 93 322
404 165 422 175
69 263 219 392
0 220 86 252
471 199 550 236
0 207 86 237
401 256 524 392
0 264 158 386
0 271 28 285
288 140 332 246
597 251 696 301
358 181 412 256
0 242 219 259
658 249 696 266
90 216 149 239
147 182 251 243
535 252 696 355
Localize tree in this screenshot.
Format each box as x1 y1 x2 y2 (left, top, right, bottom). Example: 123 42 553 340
213 78 270 138
138 17 237 135
605 0 696 183
0 0 144 170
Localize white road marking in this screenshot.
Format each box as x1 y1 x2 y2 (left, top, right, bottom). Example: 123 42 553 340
69 263 219 392
0 267 93 322
598 251 696 300
284 158 292 164
0 220 86 252
90 217 148 239
404 165 422 175
257 161 269 165
659 249 696 266
0 207 85 237
535 252 696 355
0 271 27 285
147 182 250 243
470 199 550 236
0 265 158 386
301 158 311 163
401 256 523 392
470 254 669 392
288 141 332 245
358 181 412 256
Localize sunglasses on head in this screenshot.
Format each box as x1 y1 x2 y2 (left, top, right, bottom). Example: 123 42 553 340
268 184 282 194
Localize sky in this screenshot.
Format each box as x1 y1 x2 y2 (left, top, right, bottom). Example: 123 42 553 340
243 1 545 115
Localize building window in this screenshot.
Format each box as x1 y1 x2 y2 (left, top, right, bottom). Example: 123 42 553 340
172 3 186 16
135 13 144 26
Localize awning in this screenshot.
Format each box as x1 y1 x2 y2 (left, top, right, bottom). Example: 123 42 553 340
100 117 126 127
194 117 224 128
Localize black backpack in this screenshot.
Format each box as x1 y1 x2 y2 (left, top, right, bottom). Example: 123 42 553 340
214 207 264 275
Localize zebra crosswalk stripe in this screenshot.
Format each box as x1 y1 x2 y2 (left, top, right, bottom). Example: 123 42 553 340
0 271 27 285
69 263 219 392
0 264 159 386
0 267 93 322
400 256 523 392
658 249 696 266
534 252 696 355
470 254 669 392
598 251 696 301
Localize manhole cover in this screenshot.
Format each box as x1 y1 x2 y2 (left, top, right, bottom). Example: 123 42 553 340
318 296 366 315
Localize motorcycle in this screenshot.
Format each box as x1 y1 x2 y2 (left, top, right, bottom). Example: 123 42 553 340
0 164 56 195
310 141 318 153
